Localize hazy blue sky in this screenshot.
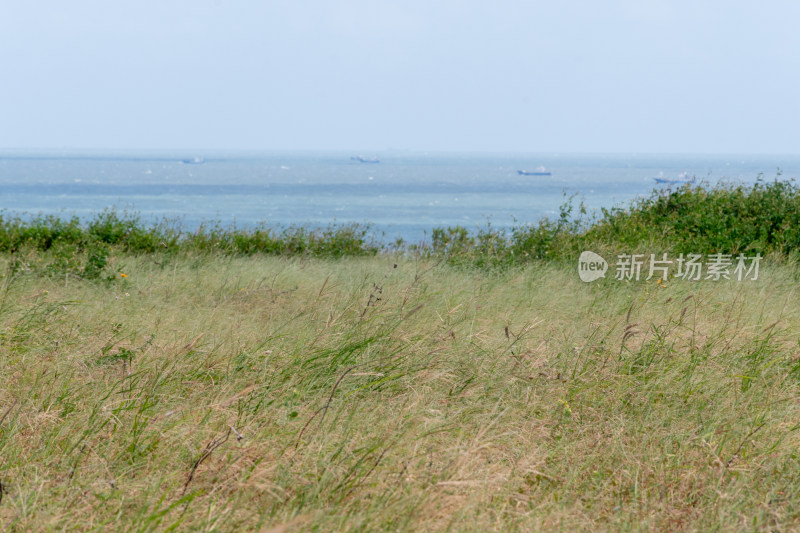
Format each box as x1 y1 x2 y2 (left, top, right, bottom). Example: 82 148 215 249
2 0 798 153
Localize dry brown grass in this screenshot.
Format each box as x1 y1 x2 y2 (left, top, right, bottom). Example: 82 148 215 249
1 253 799 531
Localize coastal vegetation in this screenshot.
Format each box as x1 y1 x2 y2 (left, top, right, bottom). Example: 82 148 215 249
2 177 800 276
1 179 800 530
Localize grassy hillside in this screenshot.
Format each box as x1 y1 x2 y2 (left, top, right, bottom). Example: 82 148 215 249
1 253 799 530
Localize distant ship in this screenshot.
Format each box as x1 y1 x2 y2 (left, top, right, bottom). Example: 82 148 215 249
181 157 205 164
351 155 380 163
653 171 694 185
517 166 551 176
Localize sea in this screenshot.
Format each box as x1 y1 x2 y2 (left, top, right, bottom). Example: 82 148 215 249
1 151 798 244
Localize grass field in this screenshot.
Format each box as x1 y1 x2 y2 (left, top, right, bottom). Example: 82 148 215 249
1 251 800 531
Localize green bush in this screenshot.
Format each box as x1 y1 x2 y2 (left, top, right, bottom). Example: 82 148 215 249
3 177 800 273
430 177 800 267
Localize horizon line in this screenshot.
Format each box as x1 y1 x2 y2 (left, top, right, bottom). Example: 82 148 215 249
1 147 800 158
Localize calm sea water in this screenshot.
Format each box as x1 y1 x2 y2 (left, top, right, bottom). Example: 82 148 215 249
1 151 798 243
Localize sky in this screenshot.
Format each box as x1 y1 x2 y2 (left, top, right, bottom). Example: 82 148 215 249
1 0 798 154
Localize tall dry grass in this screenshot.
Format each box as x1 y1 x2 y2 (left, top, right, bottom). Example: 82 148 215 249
1 253 799 531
